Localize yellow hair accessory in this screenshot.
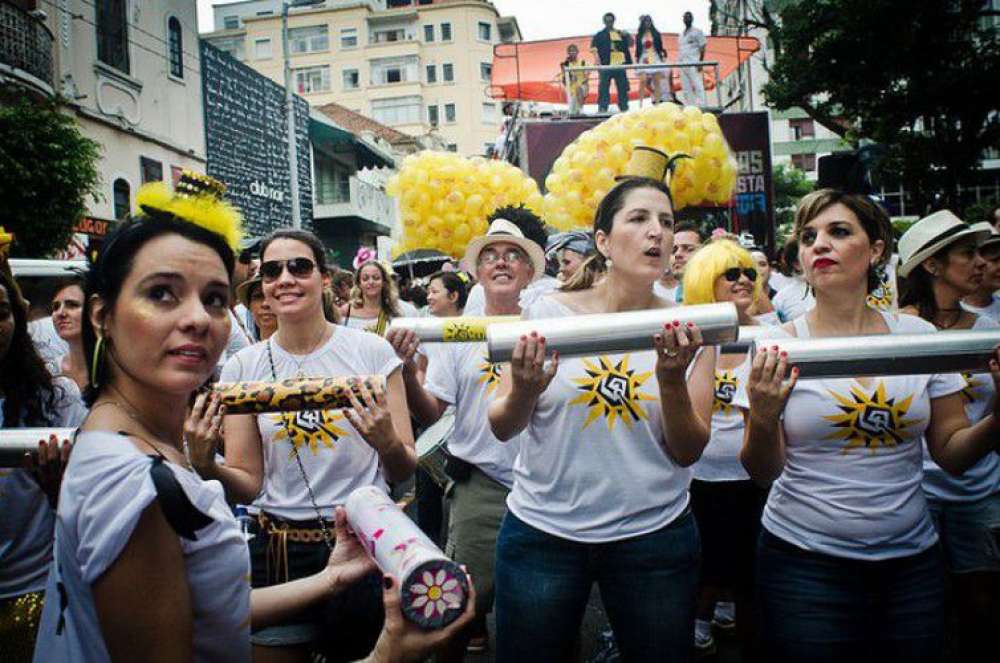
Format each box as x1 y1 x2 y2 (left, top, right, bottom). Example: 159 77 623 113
0 226 12 259
135 172 243 252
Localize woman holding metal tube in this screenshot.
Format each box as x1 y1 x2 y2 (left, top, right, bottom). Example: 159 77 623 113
487 155 716 661
0 268 86 660
897 211 999 663
192 228 416 662
681 239 773 658
740 190 1000 661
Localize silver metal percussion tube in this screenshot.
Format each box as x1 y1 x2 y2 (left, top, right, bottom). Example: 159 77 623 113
0 428 75 467
775 329 1000 379
388 316 518 343
719 325 771 355
486 303 740 363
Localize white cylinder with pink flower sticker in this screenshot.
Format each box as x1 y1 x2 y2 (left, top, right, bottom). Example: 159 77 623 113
345 485 469 629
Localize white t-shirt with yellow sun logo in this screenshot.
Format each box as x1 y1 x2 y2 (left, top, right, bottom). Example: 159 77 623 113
734 312 963 560
424 338 520 488
220 327 401 520
921 314 999 503
505 296 692 543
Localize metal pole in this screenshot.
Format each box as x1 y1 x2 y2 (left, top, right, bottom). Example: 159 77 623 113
283 1 302 229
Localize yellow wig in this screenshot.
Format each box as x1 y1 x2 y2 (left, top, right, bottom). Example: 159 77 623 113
682 239 761 306
134 173 242 252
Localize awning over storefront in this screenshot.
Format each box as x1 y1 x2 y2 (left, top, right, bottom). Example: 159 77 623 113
489 34 760 103
309 113 396 170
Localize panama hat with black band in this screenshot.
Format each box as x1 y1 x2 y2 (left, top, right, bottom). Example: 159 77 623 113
463 218 546 281
897 210 993 278
969 221 1000 252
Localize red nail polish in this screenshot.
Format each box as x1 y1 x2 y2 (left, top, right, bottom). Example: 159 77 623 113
686 321 694 327
771 345 778 351
780 351 787 358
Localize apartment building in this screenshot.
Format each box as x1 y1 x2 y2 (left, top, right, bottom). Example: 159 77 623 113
203 0 521 157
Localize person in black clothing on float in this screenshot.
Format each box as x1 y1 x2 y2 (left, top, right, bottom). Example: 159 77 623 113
589 12 632 113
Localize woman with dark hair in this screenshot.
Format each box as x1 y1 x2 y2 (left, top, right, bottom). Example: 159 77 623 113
49 276 88 390
741 191 1000 660
897 211 999 662
488 164 716 660
33 180 467 663
635 14 668 106
343 260 415 336
236 276 277 341
425 271 469 318
0 268 86 660
192 227 418 662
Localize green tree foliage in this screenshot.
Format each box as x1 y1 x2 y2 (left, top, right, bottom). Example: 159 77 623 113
0 96 102 257
773 163 814 231
734 0 1000 213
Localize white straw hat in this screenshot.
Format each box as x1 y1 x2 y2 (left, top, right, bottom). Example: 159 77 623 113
463 218 546 281
897 210 992 278
969 221 1000 251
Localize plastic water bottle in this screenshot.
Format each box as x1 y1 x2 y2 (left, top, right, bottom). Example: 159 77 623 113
234 505 255 542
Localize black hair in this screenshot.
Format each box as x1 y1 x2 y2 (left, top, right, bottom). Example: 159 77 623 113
0 269 64 425
50 275 86 307
258 229 330 275
674 222 705 242
82 213 236 404
427 271 469 309
563 177 674 291
487 204 548 252
603 12 615 21
900 266 939 322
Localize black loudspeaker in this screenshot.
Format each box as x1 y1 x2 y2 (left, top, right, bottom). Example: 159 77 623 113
817 145 885 194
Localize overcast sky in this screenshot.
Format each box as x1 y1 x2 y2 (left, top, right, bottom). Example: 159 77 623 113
197 1 713 37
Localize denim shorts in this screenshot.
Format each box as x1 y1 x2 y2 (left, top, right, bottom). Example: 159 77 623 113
755 530 945 662
928 491 1000 573
494 509 700 662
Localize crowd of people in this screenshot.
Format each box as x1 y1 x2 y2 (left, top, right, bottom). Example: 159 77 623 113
1 151 999 663
562 11 709 115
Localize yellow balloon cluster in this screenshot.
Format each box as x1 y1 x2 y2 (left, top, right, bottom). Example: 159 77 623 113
386 151 545 258
543 104 739 230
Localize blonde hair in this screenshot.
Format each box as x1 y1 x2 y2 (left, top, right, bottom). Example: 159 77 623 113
350 259 401 318
682 239 760 306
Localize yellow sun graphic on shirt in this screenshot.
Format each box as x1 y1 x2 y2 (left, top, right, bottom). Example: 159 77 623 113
569 355 657 431
271 409 348 456
823 381 922 453
478 356 503 394
959 373 984 404
713 370 740 415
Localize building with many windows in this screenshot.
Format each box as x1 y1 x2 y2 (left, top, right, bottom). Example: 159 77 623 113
2 0 208 252
202 0 521 157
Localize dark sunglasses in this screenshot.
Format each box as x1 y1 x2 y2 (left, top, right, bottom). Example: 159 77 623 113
260 257 316 282
723 267 758 283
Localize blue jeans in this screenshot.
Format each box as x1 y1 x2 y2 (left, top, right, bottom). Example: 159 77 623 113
756 530 945 662
597 68 629 113
495 510 700 662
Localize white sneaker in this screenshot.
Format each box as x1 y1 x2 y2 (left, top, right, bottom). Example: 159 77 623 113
712 601 736 631
694 619 716 655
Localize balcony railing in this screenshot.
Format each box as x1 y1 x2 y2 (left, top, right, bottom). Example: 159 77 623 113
315 175 395 231
0 1 54 88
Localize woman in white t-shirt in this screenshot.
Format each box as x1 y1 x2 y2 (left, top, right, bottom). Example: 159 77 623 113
0 269 87 661
897 210 999 660
197 229 417 661
49 276 89 391
34 191 465 663
681 239 773 658
342 259 415 335
741 191 1000 660
488 176 716 661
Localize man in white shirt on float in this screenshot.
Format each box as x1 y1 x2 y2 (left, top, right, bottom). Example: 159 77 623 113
678 11 708 107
